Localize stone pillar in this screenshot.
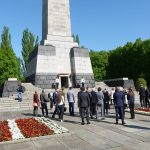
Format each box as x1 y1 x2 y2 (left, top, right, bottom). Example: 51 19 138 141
70 47 95 88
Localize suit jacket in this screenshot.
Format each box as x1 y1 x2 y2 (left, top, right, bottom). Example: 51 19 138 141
113 91 125 107
78 91 90 108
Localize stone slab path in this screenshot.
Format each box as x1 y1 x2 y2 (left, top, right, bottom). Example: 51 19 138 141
0 109 149 150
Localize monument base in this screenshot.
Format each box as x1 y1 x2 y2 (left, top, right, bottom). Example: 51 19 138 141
26 46 95 89
104 78 135 90
1 80 21 97
26 73 57 89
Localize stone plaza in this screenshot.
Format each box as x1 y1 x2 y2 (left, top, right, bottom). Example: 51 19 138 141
0 109 149 150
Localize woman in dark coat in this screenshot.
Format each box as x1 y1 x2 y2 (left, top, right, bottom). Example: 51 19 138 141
127 88 135 119
103 90 110 115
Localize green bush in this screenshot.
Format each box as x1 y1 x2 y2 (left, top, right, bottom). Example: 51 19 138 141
135 78 147 90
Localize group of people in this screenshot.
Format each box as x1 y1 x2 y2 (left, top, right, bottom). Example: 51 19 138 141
32 85 138 126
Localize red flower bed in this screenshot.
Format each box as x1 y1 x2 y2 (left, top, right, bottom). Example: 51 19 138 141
0 121 12 142
135 108 150 112
15 118 54 138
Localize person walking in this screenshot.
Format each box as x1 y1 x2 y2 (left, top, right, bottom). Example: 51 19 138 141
127 88 135 119
33 91 40 116
96 87 105 119
52 88 59 118
67 87 75 116
90 88 97 119
40 89 48 117
57 90 65 122
78 87 90 125
113 87 125 125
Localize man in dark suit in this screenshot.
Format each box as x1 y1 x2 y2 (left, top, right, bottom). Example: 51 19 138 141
78 87 90 125
113 87 125 125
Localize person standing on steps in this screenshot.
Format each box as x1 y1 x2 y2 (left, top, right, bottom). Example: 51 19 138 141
55 77 60 89
17 84 24 102
81 77 85 88
78 87 90 125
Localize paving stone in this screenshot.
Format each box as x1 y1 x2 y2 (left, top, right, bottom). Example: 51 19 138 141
0 144 8 150
33 138 68 150
7 142 36 150
58 135 99 150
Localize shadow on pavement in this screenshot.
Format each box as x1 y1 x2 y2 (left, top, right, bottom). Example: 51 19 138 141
139 120 150 122
124 125 150 130
64 119 81 125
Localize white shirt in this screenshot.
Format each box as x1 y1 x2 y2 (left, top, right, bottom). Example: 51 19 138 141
111 90 115 99
56 78 59 83
81 78 85 83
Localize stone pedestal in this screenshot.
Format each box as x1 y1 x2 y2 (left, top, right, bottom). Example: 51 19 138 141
71 47 95 88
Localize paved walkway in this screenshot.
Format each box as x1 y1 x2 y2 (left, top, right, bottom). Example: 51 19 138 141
0 109 150 150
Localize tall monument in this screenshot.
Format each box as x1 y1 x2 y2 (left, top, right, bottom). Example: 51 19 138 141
26 0 95 88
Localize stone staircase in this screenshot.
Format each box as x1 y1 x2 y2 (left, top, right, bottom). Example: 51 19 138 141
0 83 80 112
0 82 140 112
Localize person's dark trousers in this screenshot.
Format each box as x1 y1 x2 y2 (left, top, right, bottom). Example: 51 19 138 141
41 103 48 116
33 106 38 116
104 108 108 115
56 83 59 89
82 83 84 88
140 97 146 107
129 103 135 119
69 102 74 115
58 104 64 120
115 107 124 125
145 98 149 108
110 99 113 105
90 103 96 118
52 105 59 118
80 107 90 124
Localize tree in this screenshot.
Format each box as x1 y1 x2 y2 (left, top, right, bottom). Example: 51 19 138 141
76 34 80 46
90 50 109 81
136 78 147 90
18 57 26 81
21 28 39 71
72 34 76 42
0 26 19 85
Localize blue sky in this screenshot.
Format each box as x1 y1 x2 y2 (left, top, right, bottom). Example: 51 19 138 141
0 0 150 57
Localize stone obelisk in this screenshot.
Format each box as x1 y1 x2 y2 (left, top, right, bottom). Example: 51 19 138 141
26 0 95 89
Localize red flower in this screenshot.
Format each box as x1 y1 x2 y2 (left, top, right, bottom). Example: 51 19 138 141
15 118 54 138
0 121 12 142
